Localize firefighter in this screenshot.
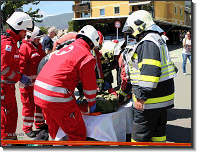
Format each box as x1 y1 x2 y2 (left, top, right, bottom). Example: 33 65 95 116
34 25 100 143
100 40 119 90
122 10 177 143
19 26 47 138
117 32 134 105
1 11 34 142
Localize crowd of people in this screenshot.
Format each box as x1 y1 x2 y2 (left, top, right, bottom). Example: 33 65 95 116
1 9 189 146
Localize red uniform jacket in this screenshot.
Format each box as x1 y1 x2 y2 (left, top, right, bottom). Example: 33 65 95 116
19 39 46 93
34 38 97 108
1 29 22 88
94 48 104 83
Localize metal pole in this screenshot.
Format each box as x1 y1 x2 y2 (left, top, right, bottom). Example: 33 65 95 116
116 28 118 40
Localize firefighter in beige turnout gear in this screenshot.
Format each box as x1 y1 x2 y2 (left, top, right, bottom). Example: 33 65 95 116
123 10 177 143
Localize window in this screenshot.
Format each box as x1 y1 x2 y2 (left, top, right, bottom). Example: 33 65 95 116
137 5 142 10
100 9 105 16
175 6 177 14
114 7 120 15
180 8 182 15
132 6 136 11
80 12 90 18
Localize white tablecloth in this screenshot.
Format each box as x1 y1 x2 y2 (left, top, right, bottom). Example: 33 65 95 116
54 100 133 142
83 100 133 142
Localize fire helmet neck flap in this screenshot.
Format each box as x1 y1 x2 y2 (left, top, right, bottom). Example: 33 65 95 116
122 10 163 37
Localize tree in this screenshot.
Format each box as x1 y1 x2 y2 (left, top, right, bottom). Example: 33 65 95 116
1 1 43 24
39 26 48 35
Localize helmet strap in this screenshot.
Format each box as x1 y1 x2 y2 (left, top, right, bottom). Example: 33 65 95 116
8 24 20 34
77 35 94 50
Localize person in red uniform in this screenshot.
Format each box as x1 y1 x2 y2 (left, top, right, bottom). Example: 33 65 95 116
93 31 105 92
19 26 47 138
1 11 34 142
34 25 100 143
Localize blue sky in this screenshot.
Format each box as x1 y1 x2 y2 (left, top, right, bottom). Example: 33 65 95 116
22 1 74 18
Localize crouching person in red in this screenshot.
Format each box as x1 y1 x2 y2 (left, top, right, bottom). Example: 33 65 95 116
34 25 100 144
19 26 47 138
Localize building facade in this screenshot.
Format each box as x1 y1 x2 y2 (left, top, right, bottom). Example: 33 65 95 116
72 1 191 33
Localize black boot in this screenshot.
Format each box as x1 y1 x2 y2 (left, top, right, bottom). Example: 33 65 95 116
37 124 48 132
25 131 37 138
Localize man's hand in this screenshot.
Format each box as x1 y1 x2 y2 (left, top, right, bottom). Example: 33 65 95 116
135 98 145 111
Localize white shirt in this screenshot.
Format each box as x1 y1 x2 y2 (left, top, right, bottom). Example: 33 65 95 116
182 38 191 55
161 35 169 43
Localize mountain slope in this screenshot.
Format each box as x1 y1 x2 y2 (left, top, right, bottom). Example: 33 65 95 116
35 12 74 30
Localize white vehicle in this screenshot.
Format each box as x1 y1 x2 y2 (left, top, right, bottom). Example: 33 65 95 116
104 35 124 42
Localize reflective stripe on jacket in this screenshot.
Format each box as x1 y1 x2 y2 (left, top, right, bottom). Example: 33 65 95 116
130 33 175 109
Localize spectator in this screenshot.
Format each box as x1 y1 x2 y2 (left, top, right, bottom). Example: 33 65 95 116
53 29 64 42
182 31 191 76
42 26 57 55
161 32 169 43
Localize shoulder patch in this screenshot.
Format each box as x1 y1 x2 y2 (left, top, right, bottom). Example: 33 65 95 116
5 45 12 52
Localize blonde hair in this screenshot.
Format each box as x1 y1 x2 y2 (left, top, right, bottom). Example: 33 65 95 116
48 26 57 34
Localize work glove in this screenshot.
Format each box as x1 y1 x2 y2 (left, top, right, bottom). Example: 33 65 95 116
104 81 111 90
89 103 96 113
20 75 32 87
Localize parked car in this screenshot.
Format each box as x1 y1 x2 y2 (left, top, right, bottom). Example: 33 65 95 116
104 35 125 42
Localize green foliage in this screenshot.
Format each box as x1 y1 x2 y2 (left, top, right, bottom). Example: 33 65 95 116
68 20 83 33
68 20 111 36
39 26 48 34
1 1 43 24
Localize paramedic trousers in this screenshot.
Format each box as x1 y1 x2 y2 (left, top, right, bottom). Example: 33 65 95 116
34 97 86 141
20 92 46 133
132 107 167 142
1 85 18 140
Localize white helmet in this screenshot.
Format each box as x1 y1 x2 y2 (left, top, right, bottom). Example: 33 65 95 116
6 12 34 32
77 25 100 47
26 26 44 42
123 10 162 37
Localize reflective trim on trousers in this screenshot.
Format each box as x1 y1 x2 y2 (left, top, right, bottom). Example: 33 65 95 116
23 122 33 126
23 116 34 120
83 89 97 95
34 90 74 102
86 98 96 103
34 118 45 122
35 80 68 94
34 113 43 116
151 136 166 142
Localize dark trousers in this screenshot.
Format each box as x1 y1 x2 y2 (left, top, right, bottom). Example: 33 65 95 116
132 107 167 142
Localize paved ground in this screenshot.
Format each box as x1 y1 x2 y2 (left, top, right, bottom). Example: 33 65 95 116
14 43 191 144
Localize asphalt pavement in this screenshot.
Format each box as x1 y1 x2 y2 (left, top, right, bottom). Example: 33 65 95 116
14 43 191 144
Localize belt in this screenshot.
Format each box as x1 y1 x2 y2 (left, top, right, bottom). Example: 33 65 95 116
1 80 17 84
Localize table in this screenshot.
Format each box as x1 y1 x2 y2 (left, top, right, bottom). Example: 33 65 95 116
54 100 133 142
